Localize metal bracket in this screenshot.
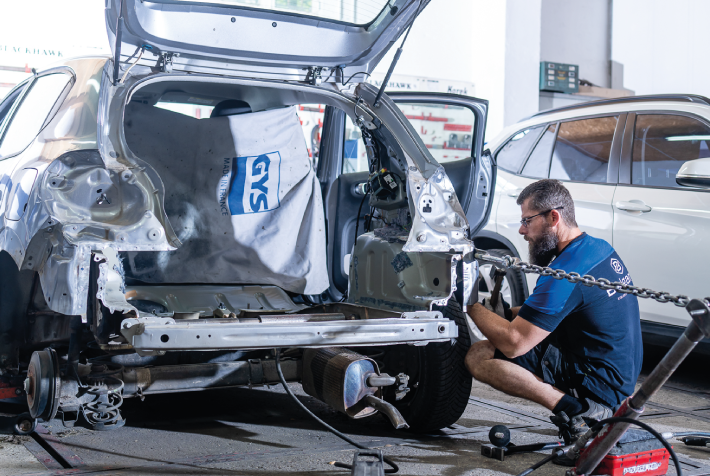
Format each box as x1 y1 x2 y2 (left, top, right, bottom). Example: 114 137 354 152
305 66 324 86
160 52 179 73
686 298 710 338
94 248 137 315
120 316 457 353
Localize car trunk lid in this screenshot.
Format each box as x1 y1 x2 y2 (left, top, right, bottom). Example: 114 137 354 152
105 0 428 82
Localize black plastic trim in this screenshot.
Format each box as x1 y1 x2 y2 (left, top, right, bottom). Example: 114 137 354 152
619 112 635 184
606 113 626 184
641 320 710 355
386 91 490 234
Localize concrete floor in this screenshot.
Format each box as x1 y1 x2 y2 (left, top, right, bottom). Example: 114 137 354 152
2 343 710 476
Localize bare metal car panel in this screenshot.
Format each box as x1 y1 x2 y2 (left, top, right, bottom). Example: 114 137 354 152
0 56 483 323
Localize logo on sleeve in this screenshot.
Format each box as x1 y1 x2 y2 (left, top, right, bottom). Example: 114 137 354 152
226 152 282 215
610 258 624 274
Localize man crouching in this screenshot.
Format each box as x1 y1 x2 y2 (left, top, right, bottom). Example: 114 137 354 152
465 179 642 447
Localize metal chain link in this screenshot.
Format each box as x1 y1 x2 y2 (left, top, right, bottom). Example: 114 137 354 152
474 251 691 308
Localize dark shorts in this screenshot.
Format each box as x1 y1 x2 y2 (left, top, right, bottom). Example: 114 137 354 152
493 340 607 405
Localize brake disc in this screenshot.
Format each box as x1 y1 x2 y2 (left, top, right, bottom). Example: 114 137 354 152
26 348 61 422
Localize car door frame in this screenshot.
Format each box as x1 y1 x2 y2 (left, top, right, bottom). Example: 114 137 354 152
317 92 490 300
615 109 710 339
494 112 625 295
385 91 492 236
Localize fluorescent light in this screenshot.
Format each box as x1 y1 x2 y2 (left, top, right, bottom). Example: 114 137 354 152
665 135 710 141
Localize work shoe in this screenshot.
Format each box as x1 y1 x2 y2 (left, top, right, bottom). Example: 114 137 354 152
552 449 577 467
550 398 613 445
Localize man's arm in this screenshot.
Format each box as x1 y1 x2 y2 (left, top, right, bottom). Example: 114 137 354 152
467 303 549 358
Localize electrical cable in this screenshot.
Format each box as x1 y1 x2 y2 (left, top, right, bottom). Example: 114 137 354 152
120 47 144 84
342 71 372 86
354 187 370 247
273 349 399 473
514 416 682 476
121 47 144 84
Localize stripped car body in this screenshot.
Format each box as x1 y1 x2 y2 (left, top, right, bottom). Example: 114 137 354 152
0 0 493 432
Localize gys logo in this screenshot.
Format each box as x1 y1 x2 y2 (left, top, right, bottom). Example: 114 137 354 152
226 152 282 215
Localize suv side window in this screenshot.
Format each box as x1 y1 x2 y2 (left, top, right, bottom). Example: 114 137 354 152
495 125 544 173
0 83 28 129
632 114 710 188
521 123 556 178
0 73 71 159
549 116 618 183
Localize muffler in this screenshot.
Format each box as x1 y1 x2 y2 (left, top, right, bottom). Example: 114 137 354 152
302 347 408 429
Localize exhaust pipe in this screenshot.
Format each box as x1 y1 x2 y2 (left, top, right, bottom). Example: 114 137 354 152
302 347 409 429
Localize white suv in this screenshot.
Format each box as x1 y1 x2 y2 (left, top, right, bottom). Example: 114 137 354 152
477 95 710 348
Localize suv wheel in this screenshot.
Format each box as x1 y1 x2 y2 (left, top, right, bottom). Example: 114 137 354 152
382 299 472 432
477 248 527 307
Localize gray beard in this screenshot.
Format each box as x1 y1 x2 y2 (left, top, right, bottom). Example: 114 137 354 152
528 227 559 266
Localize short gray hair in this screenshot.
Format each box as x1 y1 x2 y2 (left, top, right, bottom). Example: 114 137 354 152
516 179 577 227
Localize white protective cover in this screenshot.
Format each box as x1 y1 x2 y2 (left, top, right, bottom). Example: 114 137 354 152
123 104 328 295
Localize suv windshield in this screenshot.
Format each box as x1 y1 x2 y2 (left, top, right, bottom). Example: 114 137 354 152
164 0 390 25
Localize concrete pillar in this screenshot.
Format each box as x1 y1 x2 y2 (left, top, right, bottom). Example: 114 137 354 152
470 0 542 139
540 0 613 88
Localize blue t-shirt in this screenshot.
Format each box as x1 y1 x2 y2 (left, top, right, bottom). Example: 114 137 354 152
518 233 642 406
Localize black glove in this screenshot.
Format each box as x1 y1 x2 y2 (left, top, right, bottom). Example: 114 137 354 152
482 297 513 321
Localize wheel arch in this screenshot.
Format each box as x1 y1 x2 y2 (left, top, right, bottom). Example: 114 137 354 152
0 250 39 370
472 230 529 299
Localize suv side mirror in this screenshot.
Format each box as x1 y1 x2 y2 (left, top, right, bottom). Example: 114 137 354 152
676 157 710 188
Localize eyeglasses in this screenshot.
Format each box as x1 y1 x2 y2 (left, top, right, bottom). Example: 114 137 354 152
520 207 564 228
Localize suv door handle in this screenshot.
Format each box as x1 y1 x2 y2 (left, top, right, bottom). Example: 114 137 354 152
615 200 652 213
507 189 520 198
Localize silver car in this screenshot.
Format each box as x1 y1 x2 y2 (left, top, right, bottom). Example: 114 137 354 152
0 0 493 433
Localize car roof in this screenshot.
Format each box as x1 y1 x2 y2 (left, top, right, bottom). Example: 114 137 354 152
527 94 710 121
487 94 710 153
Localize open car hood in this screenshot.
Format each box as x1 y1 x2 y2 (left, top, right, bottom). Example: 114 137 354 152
105 0 428 82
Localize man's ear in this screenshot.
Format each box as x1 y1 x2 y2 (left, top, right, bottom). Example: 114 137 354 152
549 209 562 227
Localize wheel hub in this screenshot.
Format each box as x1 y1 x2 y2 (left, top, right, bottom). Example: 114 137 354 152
26 348 61 422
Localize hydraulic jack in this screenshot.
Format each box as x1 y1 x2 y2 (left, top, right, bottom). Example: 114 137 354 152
560 298 710 475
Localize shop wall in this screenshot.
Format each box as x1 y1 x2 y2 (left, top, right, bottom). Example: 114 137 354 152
612 0 710 97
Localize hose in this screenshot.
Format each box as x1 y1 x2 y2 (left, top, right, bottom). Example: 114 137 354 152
515 451 562 476
591 417 682 476
515 416 681 476
273 349 399 473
